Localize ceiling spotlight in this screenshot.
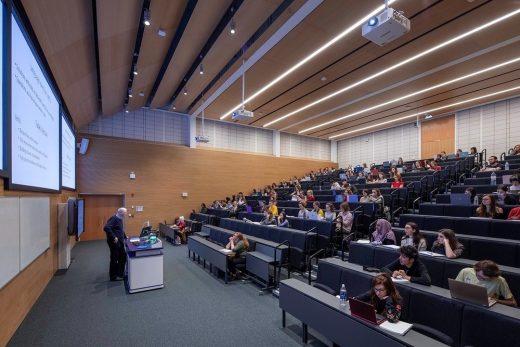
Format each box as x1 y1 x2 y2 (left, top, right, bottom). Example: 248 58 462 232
199 63 204 75
138 91 144 97
157 28 166 37
424 114 433 119
143 9 151 26
133 64 138 75
183 87 188 95
230 19 236 34
367 16 378 26
171 104 176 110
124 104 129 113
128 88 133 98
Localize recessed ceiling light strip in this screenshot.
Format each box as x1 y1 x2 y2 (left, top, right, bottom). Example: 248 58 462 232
263 9 520 127
281 35 520 132
218 0 398 120
298 56 520 133
329 85 520 139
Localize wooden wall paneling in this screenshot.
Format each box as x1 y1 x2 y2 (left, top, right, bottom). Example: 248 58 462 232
421 115 455 159
77 135 336 233
80 194 125 241
0 182 76 346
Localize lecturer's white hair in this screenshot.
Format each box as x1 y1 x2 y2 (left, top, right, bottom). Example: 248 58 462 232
117 207 127 217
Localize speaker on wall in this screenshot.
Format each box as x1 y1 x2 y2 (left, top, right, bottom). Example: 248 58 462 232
78 138 89 155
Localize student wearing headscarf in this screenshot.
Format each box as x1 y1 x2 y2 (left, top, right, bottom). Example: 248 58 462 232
371 219 396 245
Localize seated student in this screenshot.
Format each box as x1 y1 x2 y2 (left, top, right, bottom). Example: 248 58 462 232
267 200 279 217
431 229 464 258
497 185 518 206
306 190 316 202
465 187 477 204
382 246 431 286
476 194 504 219
277 212 289 228
337 202 354 234
324 203 336 222
355 273 402 323
359 189 371 203
368 188 384 215
298 202 309 219
508 207 520 220
512 144 520 156
510 176 520 191
377 172 387 183
226 232 249 278
455 260 517 307
312 201 325 220
391 175 404 188
400 222 427 251
480 155 503 172
260 211 277 226
331 181 342 190
428 160 442 171
176 216 187 244
371 219 396 245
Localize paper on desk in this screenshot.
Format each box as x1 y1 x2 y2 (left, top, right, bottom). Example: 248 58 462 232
357 239 370 244
419 251 445 257
379 320 413 335
391 277 409 283
220 249 232 253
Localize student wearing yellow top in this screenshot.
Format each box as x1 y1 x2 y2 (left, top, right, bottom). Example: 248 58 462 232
312 201 325 219
268 200 279 216
455 260 517 307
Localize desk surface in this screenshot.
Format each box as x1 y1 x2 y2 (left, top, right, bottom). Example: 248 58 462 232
320 258 520 319
280 278 447 347
125 239 163 252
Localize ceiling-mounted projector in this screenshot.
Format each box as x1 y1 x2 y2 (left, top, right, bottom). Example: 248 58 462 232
195 135 210 143
362 7 410 46
231 109 254 121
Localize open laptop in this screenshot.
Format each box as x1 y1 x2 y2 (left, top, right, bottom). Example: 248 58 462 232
308 211 318 220
348 298 386 325
348 195 359 203
450 193 471 205
448 278 496 307
502 175 512 185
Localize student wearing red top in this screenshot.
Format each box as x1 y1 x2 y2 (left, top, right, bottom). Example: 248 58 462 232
176 216 187 243
429 160 442 171
391 176 404 188
306 190 316 202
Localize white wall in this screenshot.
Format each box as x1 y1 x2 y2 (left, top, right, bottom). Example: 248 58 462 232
456 96 520 157
195 118 273 155
81 109 190 145
337 123 419 167
280 133 331 160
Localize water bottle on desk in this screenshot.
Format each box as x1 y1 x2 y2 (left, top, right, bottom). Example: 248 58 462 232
339 284 348 307
474 195 479 205
490 172 497 185
505 162 510 171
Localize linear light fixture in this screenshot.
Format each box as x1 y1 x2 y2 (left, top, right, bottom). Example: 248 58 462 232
299 56 520 133
329 85 520 139
263 8 520 127
219 0 399 120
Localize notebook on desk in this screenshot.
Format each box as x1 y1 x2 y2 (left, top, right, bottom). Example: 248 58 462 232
448 278 496 307
349 298 386 325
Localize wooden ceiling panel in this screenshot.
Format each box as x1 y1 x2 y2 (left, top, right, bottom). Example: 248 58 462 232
323 75 520 140
200 0 437 119
21 0 98 128
287 41 520 134
97 0 143 116
149 0 233 109
171 0 285 111
127 0 187 110
254 2 520 130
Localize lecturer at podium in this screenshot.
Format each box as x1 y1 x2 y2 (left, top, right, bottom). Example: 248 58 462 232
103 207 128 281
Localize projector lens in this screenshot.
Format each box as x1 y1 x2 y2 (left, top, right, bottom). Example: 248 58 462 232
368 17 378 26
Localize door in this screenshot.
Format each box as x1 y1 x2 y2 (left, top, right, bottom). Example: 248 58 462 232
80 194 125 241
421 115 455 159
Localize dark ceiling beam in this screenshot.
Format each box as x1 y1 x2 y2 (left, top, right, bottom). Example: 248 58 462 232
92 0 101 109
124 0 151 108
163 0 245 110
186 0 294 114
145 0 198 107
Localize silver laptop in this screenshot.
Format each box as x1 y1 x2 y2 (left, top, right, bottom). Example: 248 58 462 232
448 278 496 307
450 193 471 205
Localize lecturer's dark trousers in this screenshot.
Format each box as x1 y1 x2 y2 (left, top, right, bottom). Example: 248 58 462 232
107 240 127 280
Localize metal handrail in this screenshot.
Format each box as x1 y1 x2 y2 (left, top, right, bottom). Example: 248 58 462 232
413 197 422 213
307 249 325 285
275 239 291 285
